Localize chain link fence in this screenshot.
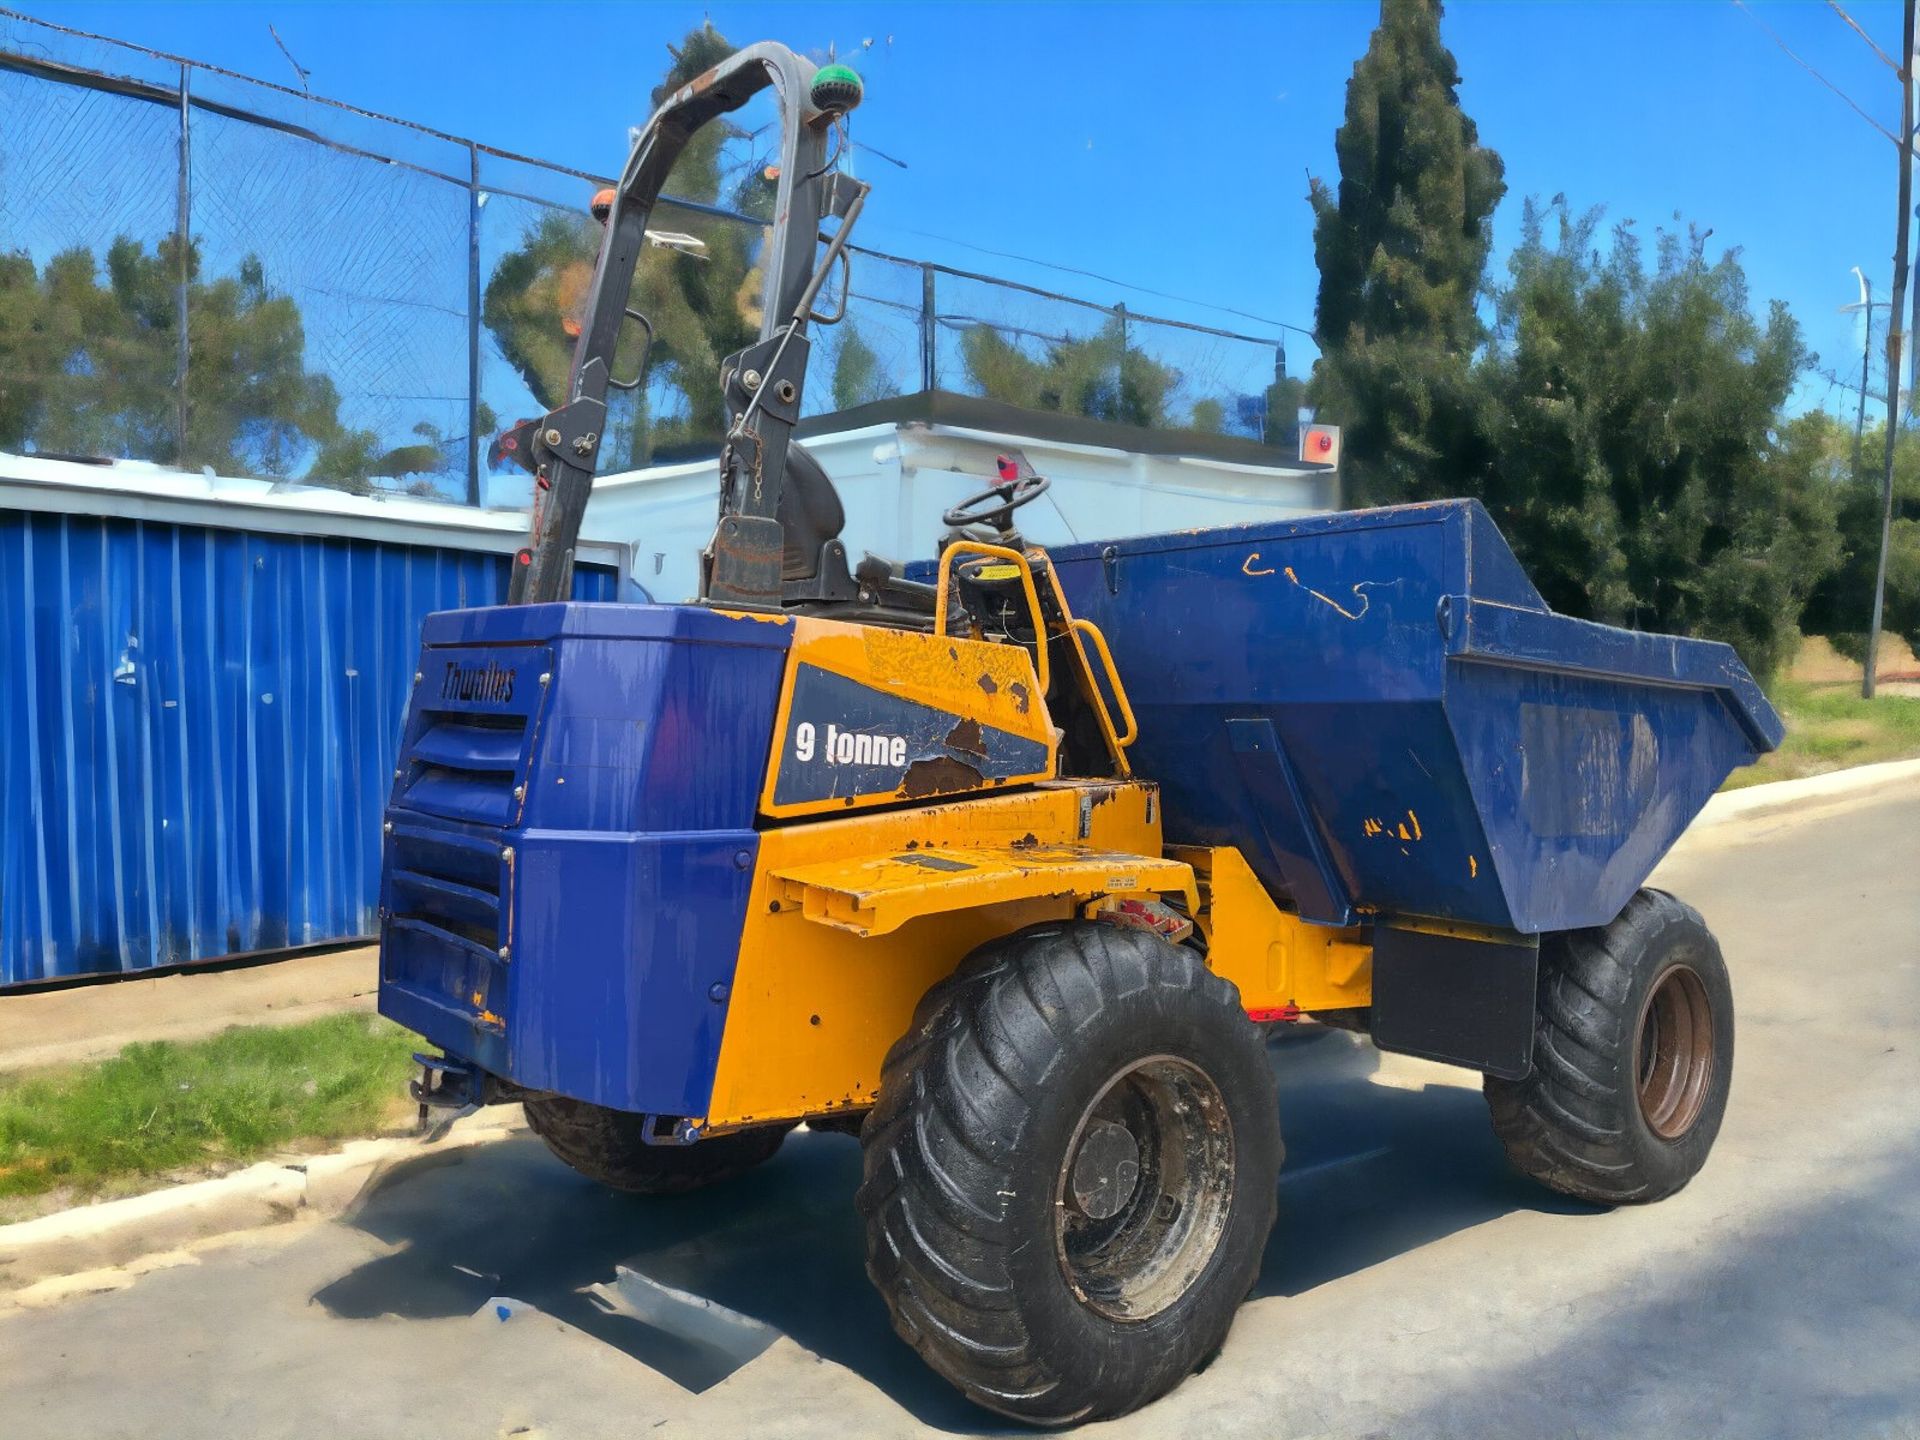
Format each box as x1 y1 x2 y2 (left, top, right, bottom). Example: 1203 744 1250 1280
0 12 1297 508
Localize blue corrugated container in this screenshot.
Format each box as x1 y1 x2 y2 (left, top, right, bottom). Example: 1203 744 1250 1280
0 506 613 986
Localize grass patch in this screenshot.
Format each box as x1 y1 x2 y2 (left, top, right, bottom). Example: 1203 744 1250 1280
0 1012 418 1210
1723 679 1920 789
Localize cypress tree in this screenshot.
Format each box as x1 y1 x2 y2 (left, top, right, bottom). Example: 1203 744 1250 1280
1308 0 1505 504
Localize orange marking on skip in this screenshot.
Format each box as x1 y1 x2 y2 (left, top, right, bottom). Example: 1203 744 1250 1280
1283 565 1372 620
1468 855 1479 878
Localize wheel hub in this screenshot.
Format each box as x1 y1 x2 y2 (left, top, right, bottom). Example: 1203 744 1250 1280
1068 1120 1141 1221
1053 1055 1236 1322
1635 963 1715 1140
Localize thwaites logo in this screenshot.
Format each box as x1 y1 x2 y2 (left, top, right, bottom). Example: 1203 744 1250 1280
439 659 517 704
794 721 907 769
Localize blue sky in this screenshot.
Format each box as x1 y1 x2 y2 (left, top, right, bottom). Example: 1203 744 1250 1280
19 0 1916 417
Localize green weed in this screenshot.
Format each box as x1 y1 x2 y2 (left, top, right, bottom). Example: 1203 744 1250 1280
0 1012 417 1201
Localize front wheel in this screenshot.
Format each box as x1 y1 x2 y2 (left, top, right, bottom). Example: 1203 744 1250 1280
1486 888 1734 1205
857 921 1281 1426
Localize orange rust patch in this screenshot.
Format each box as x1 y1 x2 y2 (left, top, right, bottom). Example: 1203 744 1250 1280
945 717 987 757
899 756 984 799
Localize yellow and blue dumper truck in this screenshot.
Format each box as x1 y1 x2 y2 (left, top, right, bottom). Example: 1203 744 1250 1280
377 46 1783 1425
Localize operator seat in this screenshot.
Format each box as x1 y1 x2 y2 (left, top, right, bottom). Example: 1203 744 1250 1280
776 442 937 621
779 442 846 584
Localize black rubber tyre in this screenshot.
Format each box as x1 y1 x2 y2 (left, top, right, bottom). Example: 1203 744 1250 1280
857 921 1281 1426
1486 888 1734 1206
523 1096 792 1195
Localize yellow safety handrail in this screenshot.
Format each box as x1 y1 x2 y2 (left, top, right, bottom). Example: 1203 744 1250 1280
1070 616 1139 748
1032 563 1133 775
933 541 1050 697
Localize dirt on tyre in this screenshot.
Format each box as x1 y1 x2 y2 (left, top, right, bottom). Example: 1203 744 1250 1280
524 1095 792 1195
857 920 1281 1426
1486 887 1733 1205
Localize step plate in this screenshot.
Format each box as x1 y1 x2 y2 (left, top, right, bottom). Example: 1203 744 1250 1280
772 843 1194 937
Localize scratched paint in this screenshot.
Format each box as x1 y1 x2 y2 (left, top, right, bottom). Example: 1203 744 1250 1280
1362 809 1425 846
1282 564 1389 621
1240 549 1387 621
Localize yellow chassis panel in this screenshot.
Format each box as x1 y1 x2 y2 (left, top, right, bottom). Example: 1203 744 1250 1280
702 783 1374 1132
702 781 1164 1131
1175 845 1373 1013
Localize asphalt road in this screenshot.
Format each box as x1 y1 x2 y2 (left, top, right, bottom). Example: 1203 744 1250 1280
2 788 1916 1440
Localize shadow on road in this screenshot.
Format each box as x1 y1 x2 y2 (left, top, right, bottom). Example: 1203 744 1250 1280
1255 1026 1597 1300
311 1027 1592 1434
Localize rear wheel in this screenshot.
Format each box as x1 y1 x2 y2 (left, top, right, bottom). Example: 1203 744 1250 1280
1486 888 1734 1205
524 1096 792 1195
858 921 1280 1425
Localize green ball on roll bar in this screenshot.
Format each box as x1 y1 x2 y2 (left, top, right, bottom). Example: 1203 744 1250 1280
810 62 863 115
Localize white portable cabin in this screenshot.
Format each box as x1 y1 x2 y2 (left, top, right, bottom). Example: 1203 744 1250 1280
595 395 1339 603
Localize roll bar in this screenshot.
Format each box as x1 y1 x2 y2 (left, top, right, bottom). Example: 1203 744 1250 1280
505 42 867 608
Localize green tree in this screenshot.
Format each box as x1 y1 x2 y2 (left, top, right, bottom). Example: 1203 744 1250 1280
1307 0 1506 504
1263 364 1309 449
481 211 601 415
0 252 43 445
481 22 776 468
830 321 896 410
1480 205 1833 680
959 317 1178 428
1799 415 1920 660
0 234 396 484
307 413 491 497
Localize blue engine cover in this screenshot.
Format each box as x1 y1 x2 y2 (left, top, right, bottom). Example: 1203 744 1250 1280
377 602 790 1115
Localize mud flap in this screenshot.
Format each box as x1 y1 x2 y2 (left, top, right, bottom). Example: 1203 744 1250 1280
1369 926 1538 1080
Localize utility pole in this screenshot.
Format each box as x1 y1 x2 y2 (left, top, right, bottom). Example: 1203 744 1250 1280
1910 198 1920 415
1848 266 1874 475
1745 1 1917 696
1867 0 1917 700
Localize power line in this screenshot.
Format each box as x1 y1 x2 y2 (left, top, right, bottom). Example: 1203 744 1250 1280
0 6 611 186
1732 0 1901 147
1826 0 1901 73
267 23 309 93
848 139 909 170
1815 363 1891 404
864 221 1316 338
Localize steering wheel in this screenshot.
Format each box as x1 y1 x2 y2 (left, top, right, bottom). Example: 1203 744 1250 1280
941 473 1051 533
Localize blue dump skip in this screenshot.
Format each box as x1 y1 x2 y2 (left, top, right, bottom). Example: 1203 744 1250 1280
1052 500 1783 936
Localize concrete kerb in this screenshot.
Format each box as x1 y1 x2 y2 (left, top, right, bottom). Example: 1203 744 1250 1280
0 1108 526 1304
2 757 1916 1306
1694 756 1920 828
